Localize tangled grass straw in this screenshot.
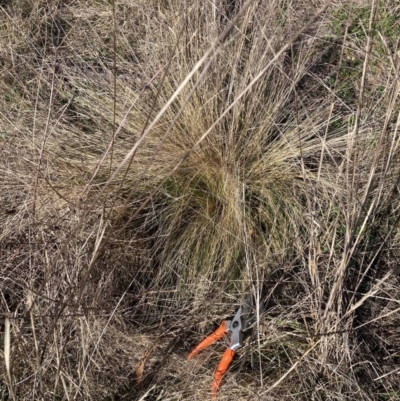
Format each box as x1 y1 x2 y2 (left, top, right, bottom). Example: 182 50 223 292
1 1 400 400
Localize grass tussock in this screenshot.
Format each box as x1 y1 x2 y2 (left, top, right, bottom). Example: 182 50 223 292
1 0 400 400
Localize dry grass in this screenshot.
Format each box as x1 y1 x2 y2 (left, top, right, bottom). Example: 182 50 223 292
1 0 400 400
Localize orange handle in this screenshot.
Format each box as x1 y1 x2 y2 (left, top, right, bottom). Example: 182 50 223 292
211 348 236 398
187 321 227 359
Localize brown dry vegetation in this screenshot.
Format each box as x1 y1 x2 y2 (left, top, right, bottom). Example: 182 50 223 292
1 0 400 400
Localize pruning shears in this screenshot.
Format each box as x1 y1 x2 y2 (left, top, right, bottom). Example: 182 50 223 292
187 294 264 398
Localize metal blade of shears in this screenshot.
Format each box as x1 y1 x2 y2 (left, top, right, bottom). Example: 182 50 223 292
242 294 265 331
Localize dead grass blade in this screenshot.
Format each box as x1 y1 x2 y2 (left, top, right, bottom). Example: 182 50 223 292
4 317 15 400
135 341 160 386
